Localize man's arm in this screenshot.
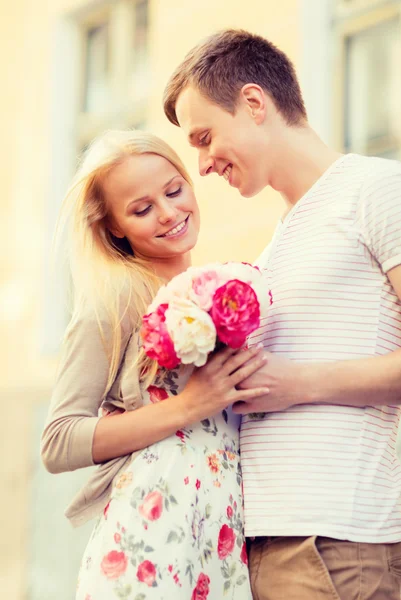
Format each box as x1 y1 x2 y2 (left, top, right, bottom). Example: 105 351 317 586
234 264 401 414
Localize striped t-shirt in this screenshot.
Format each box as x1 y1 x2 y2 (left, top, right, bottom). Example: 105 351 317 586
241 153 401 542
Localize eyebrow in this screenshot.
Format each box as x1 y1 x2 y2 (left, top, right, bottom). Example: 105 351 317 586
125 176 180 213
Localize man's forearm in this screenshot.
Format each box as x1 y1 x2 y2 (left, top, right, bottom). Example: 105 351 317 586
304 350 401 408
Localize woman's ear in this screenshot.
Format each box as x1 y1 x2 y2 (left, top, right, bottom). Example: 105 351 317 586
106 216 125 239
240 84 266 125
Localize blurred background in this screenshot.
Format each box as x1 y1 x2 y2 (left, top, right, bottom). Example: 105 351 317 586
1 0 401 598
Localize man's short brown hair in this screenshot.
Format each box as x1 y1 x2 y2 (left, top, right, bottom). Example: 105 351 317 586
163 29 307 127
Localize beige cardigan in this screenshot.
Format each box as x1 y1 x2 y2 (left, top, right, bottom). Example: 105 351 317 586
41 312 144 527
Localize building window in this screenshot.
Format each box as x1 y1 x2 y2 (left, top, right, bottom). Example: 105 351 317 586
132 0 149 100
334 1 401 159
84 22 110 114
77 0 150 151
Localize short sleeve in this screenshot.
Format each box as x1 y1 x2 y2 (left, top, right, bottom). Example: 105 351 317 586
357 165 401 273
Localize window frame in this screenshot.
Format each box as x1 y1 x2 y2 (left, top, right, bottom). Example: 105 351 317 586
76 0 149 151
333 0 401 158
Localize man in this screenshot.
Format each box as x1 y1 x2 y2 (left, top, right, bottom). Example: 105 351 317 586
163 29 401 600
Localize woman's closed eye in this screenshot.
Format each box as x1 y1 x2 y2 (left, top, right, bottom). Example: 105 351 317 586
134 205 152 217
166 186 182 198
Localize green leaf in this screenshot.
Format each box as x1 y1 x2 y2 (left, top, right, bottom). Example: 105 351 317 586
230 563 237 576
236 574 247 585
167 531 178 543
205 504 212 519
134 595 146 600
144 545 154 552
236 536 243 548
169 495 178 505
222 462 229 470
221 564 230 578
224 580 231 594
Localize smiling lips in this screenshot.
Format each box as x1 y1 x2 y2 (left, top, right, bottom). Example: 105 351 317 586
159 216 189 238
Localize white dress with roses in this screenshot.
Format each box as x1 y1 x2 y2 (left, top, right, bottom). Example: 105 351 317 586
76 366 252 600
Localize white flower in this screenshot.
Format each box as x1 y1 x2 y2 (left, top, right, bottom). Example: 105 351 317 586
165 297 216 367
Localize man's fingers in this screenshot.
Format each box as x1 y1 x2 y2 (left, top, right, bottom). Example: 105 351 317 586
235 387 270 403
232 390 269 414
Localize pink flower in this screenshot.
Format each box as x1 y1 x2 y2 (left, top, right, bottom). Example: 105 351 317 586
196 479 201 490
190 270 221 310
217 524 236 559
240 541 248 565
100 550 128 580
168 565 173 573
136 560 157 587
114 533 121 544
141 304 180 369
139 491 163 521
176 430 185 441
103 501 110 519
211 280 260 348
191 572 211 600
148 385 169 403
226 505 233 519
184 477 189 485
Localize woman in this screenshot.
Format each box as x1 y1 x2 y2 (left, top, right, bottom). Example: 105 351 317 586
41 129 268 599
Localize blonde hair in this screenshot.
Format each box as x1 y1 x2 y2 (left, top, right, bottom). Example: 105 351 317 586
57 129 193 392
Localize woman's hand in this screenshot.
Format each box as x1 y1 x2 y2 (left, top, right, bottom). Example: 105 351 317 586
178 344 269 423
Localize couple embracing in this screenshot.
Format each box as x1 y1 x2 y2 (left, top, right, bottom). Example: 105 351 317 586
42 29 401 600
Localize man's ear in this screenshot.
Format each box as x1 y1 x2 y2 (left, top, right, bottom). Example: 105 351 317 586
239 84 266 124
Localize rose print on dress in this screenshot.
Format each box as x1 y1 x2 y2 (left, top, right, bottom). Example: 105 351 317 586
147 386 168 403
136 560 157 587
100 550 128 580
75 376 252 599
217 524 236 560
138 491 163 521
191 572 211 600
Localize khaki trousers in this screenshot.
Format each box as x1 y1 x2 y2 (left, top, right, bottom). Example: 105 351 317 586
249 536 401 600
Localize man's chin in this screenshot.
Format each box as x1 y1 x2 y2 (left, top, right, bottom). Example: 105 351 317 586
237 183 264 198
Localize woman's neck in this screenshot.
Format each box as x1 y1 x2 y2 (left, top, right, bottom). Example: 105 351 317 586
151 252 192 282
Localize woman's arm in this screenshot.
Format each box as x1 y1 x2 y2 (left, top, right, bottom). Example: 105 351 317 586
42 314 267 472
41 314 128 473
92 345 267 462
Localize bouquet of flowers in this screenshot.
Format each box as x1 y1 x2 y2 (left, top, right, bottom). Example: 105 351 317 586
140 262 271 369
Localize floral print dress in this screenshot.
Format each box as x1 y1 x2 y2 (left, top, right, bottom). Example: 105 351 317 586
76 366 252 600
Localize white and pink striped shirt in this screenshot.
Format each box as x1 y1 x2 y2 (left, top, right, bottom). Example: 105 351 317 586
242 153 401 542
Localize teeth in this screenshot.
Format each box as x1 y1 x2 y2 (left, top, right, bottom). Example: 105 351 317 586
223 165 232 181
163 219 186 237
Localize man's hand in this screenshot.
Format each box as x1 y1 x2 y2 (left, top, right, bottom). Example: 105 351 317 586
232 351 311 414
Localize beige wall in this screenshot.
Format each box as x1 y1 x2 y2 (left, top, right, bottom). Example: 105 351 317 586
0 1 300 598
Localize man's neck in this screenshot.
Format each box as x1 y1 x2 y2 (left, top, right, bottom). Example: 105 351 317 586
269 125 343 210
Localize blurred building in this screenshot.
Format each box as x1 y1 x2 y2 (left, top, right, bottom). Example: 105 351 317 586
1 0 400 598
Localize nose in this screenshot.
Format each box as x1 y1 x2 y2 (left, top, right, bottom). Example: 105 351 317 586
158 200 177 224
199 151 214 177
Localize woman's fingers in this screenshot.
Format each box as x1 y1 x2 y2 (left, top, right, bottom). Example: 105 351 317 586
221 344 264 375
229 352 267 388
